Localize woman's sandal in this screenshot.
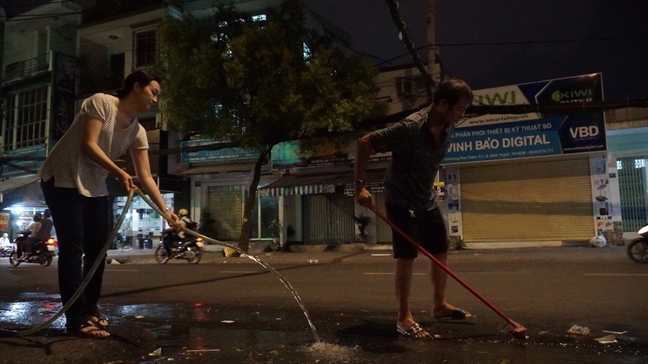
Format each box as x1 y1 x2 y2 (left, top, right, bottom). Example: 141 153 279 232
90 315 109 330
70 320 110 339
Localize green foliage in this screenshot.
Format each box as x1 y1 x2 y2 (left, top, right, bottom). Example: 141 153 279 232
269 219 282 237
449 236 467 250
156 0 382 147
354 214 370 237
157 0 384 250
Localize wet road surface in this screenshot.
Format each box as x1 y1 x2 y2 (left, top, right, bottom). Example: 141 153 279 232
1 247 647 363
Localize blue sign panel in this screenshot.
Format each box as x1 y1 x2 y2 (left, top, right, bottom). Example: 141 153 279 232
445 114 606 164
179 139 259 163
444 73 605 164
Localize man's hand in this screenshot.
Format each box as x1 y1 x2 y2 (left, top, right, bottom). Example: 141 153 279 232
356 187 373 207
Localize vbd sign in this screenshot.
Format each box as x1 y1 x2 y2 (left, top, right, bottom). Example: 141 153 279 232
445 74 605 164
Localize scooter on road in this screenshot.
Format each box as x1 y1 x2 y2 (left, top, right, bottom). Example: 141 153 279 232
8 232 56 267
628 224 648 264
154 232 204 264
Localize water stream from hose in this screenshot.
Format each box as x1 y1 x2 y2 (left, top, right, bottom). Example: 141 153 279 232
135 190 321 343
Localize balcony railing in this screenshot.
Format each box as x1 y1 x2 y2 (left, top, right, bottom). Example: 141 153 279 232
3 53 51 83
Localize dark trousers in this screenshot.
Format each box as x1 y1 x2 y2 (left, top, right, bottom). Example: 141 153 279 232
163 233 182 255
41 178 110 329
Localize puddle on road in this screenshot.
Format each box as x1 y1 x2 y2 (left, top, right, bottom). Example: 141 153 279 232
0 301 65 329
306 342 358 362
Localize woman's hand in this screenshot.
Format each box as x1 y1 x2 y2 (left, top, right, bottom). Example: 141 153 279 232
117 170 136 192
165 210 179 228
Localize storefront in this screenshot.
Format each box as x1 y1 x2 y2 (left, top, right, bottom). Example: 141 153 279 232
181 138 281 242
112 192 177 249
442 73 614 247
606 107 648 238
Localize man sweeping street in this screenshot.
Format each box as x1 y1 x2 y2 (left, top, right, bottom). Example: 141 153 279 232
354 78 474 340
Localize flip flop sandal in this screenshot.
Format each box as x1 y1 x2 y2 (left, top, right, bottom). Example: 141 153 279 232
434 308 473 321
396 322 431 340
90 315 109 330
69 320 110 339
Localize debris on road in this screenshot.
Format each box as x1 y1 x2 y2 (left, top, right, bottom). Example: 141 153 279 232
567 325 590 335
602 330 628 335
595 334 618 344
185 349 220 353
148 347 162 357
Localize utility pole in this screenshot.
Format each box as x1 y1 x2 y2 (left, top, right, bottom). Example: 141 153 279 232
426 0 439 85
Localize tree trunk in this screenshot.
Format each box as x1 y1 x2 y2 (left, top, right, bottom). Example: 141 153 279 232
238 147 271 252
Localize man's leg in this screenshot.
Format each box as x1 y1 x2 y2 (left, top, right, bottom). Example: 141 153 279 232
429 252 450 312
420 208 472 319
387 204 430 338
395 258 415 325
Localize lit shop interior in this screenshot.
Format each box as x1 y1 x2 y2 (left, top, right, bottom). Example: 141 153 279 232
113 193 175 249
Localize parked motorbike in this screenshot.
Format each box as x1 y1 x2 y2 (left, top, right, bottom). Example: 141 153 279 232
8 232 56 267
628 225 648 264
155 232 203 264
0 244 12 257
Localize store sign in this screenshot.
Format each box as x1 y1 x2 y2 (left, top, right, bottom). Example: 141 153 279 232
445 73 605 164
179 139 259 163
0 212 9 231
272 140 348 169
52 52 76 139
445 114 606 163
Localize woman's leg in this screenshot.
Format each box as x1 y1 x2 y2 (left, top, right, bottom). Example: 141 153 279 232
41 179 87 330
82 196 110 318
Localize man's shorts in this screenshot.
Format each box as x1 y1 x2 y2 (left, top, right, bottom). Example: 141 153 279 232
385 203 449 259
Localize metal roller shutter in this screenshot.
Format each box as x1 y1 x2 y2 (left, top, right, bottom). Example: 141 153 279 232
373 193 392 243
303 194 355 245
206 185 244 241
461 158 594 242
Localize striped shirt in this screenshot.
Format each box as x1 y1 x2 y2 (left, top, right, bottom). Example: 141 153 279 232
370 105 453 211
38 93 149 197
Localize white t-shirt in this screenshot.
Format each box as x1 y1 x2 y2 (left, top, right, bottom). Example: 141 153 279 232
38 93 149 197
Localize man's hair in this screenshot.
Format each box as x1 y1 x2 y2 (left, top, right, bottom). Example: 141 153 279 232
433 78 473 106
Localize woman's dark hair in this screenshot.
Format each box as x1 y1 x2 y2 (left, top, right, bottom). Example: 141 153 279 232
115 70 161 99
433 78 473 106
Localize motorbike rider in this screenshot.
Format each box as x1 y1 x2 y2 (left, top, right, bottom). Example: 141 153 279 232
18 213 42 260
163 209 195 256
28 209 54 255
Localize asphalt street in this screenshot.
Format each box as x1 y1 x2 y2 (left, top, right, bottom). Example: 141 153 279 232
0 246 646 363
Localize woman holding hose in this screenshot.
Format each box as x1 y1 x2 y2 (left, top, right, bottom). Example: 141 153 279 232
38 70 178 338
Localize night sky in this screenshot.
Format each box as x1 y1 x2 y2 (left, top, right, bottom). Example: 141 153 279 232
2 0 647 100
